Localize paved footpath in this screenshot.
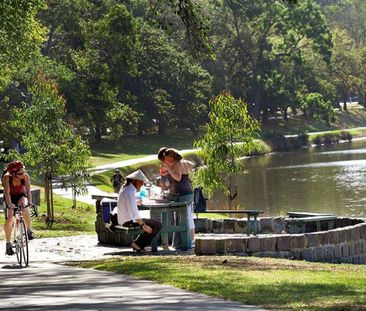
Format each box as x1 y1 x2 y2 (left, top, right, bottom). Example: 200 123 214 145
0 235 268 311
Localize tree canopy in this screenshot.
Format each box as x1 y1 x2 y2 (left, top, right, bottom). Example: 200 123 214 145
1 0 366 146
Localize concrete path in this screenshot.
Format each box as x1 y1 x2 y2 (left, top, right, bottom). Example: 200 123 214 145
0 236 268 311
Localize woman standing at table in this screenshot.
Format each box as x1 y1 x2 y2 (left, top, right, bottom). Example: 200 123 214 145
158 147 195 248
115 169 162 252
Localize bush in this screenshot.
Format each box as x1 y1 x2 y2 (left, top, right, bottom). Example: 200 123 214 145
311 131 352 146
340 130 352 141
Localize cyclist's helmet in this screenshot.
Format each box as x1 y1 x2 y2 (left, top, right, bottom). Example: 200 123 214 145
6 160 24 173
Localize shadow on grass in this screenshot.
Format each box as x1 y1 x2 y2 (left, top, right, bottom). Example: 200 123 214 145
84 259 365 311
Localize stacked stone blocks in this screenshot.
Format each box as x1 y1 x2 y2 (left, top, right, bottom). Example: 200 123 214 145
194 217 366 264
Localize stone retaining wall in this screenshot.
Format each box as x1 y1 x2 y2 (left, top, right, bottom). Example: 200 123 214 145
194 217 366 264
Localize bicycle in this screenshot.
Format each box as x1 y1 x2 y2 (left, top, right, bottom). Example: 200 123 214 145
8 204 38 267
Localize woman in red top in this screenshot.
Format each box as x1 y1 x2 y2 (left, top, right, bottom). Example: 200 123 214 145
2 160 34 256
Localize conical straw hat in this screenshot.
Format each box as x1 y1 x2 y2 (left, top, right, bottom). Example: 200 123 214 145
125 169 150 183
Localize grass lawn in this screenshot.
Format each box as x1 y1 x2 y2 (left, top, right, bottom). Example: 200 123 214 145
73 256 366 311
90 130 198 166
261 105 366 136
90 107 366 168
0 189 95 240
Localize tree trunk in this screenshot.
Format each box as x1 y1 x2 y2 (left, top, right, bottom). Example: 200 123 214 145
44 174 50 222
261 108 268 123
50 178 54 223
343 97 348 111
362 93 366 107
283 108 288 121
72 185 77 209
158 123 165 135
45 172 54 226
253 90 262 120
94 124 102 140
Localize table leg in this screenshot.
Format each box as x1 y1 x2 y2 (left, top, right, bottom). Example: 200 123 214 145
161 211 169 246
316 221 321 232
253 215 257 235
247 214 251 236
179 209 190 251
151 236 158 252
150 209 169 251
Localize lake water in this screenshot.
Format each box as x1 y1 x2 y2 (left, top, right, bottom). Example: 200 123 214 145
209 139 366 218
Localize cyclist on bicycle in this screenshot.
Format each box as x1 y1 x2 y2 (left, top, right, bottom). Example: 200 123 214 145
2 160 35 255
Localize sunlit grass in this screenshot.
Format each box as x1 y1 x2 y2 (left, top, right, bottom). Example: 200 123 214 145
0 188 95 240
90 130 198 166
32 191 95 238
73 256 366 311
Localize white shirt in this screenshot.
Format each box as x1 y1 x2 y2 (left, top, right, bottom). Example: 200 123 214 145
115 183 141 224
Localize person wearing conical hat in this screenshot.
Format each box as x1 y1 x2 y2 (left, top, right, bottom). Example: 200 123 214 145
114 169 162 252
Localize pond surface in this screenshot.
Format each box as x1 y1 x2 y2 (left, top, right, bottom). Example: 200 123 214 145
209 139 366 218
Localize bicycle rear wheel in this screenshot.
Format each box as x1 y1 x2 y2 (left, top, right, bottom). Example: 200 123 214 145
15 220 29 266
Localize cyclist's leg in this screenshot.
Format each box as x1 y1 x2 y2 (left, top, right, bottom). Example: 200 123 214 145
4 208 15 255
4 207 14 241
18 196 34 239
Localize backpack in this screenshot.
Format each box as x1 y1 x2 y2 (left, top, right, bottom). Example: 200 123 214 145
193 186 207 213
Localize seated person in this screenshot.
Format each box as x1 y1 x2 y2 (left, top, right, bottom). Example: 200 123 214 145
114 169 162 252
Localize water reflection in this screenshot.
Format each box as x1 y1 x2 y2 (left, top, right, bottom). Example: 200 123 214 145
209 140 366 218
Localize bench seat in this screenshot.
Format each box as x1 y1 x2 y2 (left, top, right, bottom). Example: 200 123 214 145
105 223 144 236
287 215 337 233
287 212 334 218
202 210 252 213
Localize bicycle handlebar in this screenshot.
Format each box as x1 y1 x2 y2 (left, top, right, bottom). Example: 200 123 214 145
12 204 39 218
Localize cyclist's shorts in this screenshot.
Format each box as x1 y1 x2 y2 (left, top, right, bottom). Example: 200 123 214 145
4 193 28 219
10 193 27 206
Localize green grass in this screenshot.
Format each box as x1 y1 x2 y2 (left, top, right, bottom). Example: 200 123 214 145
73 256 366 311
32 199 95 238
309 128 366 144
0 189 96 240
90 130 198 166
90 107 366 168
261 105 366 136
195 213 230 219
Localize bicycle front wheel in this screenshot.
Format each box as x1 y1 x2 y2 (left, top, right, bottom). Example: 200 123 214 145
15 220 29 267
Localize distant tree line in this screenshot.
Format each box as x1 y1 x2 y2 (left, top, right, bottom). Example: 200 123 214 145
1 0 366 147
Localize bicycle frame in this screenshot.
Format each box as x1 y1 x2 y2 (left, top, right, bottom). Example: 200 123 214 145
12 205 29 267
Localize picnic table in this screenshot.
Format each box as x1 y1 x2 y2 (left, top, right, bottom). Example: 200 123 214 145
140 200 191 251
93 195 191 251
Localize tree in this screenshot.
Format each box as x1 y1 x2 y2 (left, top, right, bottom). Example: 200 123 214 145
207 0 332 122
301 92 335 125
9 73 90 224
194 92 259 208
150 0 299 57
126 22 211 134
39 0 139 140
330 28 361 111
59 170 91 209
106 102 142 140
0 0 46 91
